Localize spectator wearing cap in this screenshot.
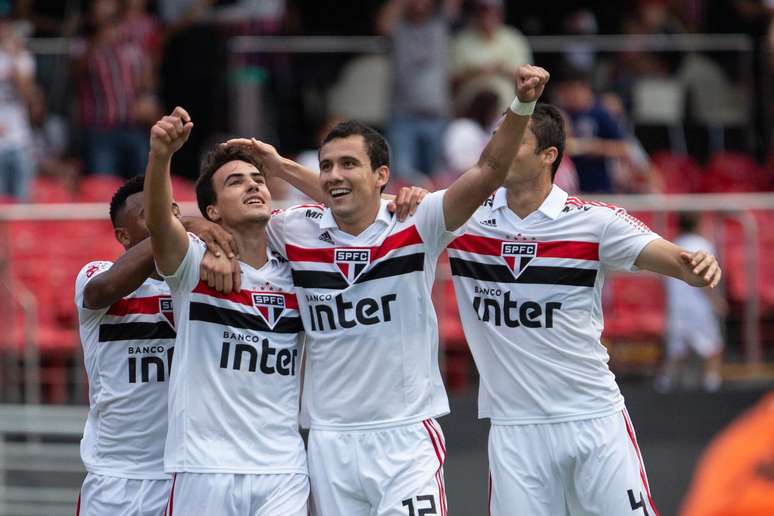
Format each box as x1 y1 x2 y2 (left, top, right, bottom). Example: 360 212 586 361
450 0 533 114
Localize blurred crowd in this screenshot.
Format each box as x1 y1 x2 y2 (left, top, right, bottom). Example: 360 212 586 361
1 0 774 202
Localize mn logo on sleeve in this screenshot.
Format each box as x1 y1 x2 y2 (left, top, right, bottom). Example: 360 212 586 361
501 242 537 280
159 296 175 327
334 248 371 284
252 293 286 329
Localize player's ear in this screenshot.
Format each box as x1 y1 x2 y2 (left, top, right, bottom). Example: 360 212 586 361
171 202 181 218
114 227 130 248
542 146 558 169
206 204 220 223
375 165 390 191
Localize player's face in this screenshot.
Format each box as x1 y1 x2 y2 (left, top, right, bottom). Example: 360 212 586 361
207 160 272 228
318 135 388 225
115 192 150 250
505 123 552 185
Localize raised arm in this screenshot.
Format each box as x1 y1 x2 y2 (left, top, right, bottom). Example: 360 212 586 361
635 238 722 288
82 239 156 309
443 65 550 230
144 107 194 275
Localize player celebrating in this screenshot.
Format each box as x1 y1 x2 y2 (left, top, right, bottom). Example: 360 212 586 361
144 108 308 515
75 176 176 516
445 103 721 515
208 65 549 515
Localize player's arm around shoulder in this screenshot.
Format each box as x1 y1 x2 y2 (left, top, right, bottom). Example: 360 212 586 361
442 65 549 231
81 239 156 310
144 107 193 276
635 238 722 288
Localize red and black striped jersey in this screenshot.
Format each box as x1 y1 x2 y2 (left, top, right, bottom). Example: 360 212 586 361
447 185 660 424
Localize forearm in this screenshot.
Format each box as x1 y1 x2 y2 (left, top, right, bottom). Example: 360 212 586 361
274 156 325 203
83 238 156 309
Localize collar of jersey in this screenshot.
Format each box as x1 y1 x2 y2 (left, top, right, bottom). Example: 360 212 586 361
492 184 568 220
318 198 393 230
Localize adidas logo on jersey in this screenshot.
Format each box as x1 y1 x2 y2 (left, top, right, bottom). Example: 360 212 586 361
480 218 498 227
319 231 333 244
501 242 537 279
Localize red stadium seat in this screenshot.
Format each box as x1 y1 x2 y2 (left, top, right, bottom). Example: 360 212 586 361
29 177 74 203
171 175 197 202
651 151 703 193
603 274 665 340
76 175 126 203
702 152 766 193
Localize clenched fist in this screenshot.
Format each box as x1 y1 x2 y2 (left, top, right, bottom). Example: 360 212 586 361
515 65 550 104
149 106 193 159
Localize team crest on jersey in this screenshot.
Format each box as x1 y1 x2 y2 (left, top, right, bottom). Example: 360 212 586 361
501 242 537 279
159 296 175 327
252 293 286 328
334 248 371 284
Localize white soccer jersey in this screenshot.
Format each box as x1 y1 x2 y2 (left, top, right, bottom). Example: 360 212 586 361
76 262 175 479
447 185 660 424
267 192 458 430
162 234 306 475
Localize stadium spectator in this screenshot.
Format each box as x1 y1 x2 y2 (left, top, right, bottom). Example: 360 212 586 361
442 88 500 178
120 0 162 64
450 0 532 114
0 15 36 200
77 0 158 177
656 212 726 393
28 86 80 192
377 0 460 181
554 66 628 193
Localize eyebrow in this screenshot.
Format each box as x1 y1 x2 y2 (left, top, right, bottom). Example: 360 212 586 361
224 171 264 183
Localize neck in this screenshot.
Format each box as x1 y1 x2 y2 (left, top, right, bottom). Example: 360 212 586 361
504 172 554 219
334 198 382 236
223 222 269 269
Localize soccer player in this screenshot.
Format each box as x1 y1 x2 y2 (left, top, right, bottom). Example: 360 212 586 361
144 107 309 515
75 176 176 516
445 103 721 515
207 65 550 515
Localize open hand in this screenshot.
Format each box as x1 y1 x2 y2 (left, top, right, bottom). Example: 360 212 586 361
680 250 721 288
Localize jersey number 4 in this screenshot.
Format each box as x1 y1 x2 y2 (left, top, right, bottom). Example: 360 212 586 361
628 489 650 515
402 494 437 516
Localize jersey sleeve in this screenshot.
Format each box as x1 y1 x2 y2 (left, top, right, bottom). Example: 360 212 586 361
413 189 464 256
599 207 661 272
266 209 288 259
161 233 207 293
74 261 113 312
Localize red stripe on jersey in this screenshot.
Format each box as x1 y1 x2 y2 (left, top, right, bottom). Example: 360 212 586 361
107 296 166 316
192 282 299 310
448 234 599 261
76 491 81 515
285 226 423 263
289 203 325 210
622 411 660 516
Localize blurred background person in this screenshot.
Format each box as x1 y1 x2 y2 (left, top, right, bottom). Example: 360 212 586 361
656 212 727 393
441 88 499 179
450 0 532 115
76 0 159 177
0 14 35 200
377 0 460 182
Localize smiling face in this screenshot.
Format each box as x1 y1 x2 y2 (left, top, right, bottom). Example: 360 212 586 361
205 160 272 228
318 135 388 226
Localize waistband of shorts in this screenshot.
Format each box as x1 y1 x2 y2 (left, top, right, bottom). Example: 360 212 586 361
309 411 449 432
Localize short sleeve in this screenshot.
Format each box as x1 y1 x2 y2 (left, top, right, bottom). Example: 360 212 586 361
266 209 287 258
162 233 206 293
599 207 661 272
75 261 113 311
413 190 463 255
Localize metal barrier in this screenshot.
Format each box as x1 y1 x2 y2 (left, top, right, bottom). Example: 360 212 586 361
0 404 86 516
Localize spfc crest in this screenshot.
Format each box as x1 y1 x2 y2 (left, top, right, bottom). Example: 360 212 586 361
252 293 286 329
159 296 175 327
334 248 371 284
501 242 537 279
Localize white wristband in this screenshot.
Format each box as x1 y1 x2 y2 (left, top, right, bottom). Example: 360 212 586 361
509 97 536 116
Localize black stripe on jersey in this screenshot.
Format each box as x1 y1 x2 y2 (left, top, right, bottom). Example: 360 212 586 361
189 302 303 333
291 253 425 289
98 322 176 342
449 257 597 287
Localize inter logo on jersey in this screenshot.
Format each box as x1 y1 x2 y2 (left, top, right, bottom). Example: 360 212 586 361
501 242 537 279
334 248 371 284
159 296 175 327
252 293 286 329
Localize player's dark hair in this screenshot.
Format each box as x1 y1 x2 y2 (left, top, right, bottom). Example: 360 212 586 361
678 212 700 233
321 120 390 171
530 103 566 180
109 175 145 227
196 145 263 221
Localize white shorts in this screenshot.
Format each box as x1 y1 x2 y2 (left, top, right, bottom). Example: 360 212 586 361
77 473 171 516
666 321 722 358
308 418 448 516
488 409 659 516
163 472 308 516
